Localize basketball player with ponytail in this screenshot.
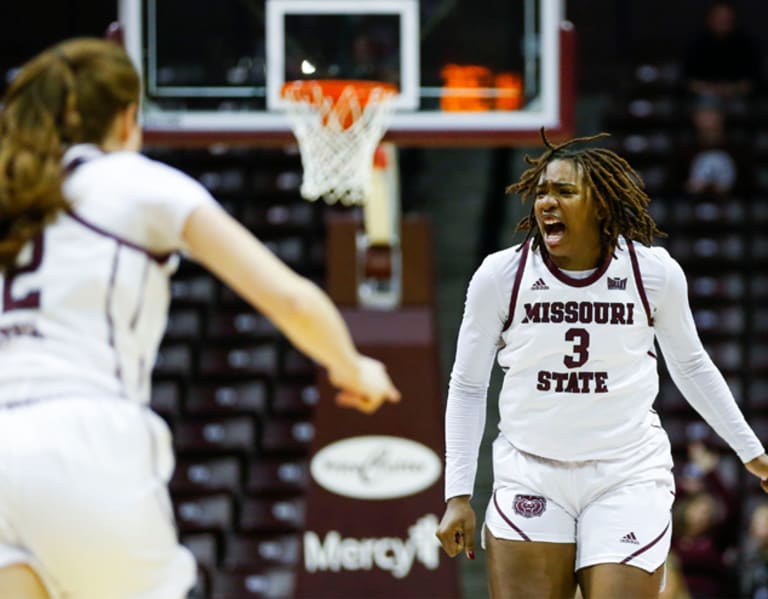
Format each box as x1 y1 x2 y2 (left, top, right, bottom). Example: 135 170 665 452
0 38 399 599
436 130 768 598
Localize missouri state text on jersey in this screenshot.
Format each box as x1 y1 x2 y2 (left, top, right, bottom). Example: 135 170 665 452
520 301 635 326
522 301 636 394
497 238 658 417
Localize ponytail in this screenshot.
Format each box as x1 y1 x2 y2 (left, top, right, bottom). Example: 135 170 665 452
0 38 139 270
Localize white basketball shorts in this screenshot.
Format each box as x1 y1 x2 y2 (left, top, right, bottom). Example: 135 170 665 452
0 397 196 599
484 425 675 574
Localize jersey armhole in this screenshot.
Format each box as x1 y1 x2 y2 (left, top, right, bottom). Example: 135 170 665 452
502 240 530 332
627 240 653 326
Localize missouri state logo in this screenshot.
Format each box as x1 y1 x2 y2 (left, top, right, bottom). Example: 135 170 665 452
513 494 547 518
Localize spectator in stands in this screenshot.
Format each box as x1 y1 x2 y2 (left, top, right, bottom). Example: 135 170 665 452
672 93 754 197
742 502 768 598
671 492 736 599
0 38 400 599
672 430 740 599
672 422 741 599
682 1 762 102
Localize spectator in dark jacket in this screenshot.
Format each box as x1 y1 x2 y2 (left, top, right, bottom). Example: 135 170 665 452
683 1 762 101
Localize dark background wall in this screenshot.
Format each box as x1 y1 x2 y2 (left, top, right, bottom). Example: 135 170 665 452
568 0 768 91
2 0 768 97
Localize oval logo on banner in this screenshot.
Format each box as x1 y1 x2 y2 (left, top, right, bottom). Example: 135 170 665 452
310 435 442 500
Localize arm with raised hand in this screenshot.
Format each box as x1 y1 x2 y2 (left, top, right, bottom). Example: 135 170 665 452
654 253 766 491
182 203 400 413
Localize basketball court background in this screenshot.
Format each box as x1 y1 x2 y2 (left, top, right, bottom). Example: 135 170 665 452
2 1 768 598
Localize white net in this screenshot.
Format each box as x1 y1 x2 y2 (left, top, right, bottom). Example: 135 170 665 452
282 81 396 205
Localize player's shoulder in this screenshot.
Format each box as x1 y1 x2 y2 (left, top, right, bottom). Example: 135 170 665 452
623 238 678 270
67 146 211 202
102 151 199 188
622 239 685 295
65 145 192 184
473 244 523 293
480 242 528 274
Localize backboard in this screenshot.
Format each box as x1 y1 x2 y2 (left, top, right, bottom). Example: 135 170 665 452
119 0 574 146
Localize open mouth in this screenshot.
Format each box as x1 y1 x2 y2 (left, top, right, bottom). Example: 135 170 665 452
542 221 566 245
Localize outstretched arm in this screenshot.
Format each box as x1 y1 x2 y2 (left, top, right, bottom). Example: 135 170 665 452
182 203 400 413
437 254 508 557
654 255 766 488
745 456 768 493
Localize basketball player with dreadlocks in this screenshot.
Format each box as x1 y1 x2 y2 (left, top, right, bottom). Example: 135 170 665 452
435 130 768 598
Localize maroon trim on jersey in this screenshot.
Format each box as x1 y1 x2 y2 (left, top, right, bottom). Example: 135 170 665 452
66 210 174 264
129 256 151 330
502 240 530 332
63 156 88 176
627 240 653 326
620 521 670 565
492 490 532 541
106 246 124 390
541 249 612 288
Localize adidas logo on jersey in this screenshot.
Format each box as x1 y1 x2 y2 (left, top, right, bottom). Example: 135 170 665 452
531 278 549 290
620 532 640 545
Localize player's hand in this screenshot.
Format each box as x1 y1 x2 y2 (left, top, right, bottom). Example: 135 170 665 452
329 355 400 414
745 454 768 493
436 495 476 560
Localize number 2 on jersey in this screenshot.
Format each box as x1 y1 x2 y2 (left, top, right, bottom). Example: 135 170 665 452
2 232 44 312
564 328 589 368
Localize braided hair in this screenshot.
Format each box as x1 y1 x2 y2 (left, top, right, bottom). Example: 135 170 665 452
508 129 665 258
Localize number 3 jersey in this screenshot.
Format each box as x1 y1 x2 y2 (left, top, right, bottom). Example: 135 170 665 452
443 237 763 500
0 144 216 406
497 238 658 461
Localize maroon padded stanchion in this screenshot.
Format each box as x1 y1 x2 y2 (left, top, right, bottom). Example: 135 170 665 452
295 214 460 598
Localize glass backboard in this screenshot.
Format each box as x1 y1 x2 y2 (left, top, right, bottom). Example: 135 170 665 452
119 0 574 146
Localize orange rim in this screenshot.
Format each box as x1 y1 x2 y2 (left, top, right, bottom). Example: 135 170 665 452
281 79 398 106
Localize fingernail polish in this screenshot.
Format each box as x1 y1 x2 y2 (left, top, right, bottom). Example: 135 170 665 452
468 551 475 560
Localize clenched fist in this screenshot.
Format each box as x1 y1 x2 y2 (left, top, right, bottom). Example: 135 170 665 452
436 495 476 560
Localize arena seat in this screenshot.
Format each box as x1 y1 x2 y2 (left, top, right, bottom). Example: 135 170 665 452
260 419 315 454
171 456 243 494
222 534 301 570
271 383 319 416
182 532 220 572
185 382 268 416
210 568 295 599
150 380 181 421
199 345 278 377
245 459 309 495
239 497 306 533
164 308 203 341
174 493 235 533
207 311 279 342
174 417 257 454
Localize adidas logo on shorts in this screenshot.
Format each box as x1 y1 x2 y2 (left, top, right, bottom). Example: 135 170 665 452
531 278 549 290
620 532 640 545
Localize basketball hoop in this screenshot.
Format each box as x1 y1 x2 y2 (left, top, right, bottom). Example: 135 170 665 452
281 79 397 206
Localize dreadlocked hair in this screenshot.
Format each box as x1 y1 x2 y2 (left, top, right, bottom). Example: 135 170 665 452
508 128 665 258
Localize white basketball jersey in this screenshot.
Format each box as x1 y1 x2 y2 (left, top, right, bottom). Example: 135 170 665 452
497 237 660 461
0 145 215 406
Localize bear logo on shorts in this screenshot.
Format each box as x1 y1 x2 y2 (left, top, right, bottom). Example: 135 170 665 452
512 494 546 518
